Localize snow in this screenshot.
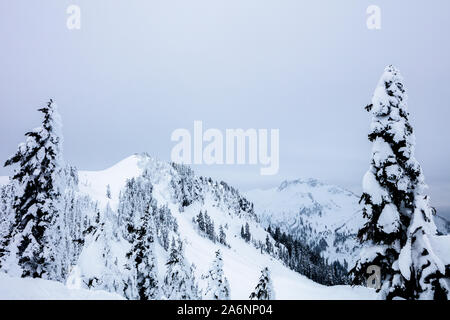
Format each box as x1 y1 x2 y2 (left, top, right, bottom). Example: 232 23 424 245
429 235 450 266
377 204 400 234
177 200 376 299
0 273 123 300
372 137 394 168
398 239 412 280
245 178 363 267
78 154 147 211
74 155 377 300
362 171 386 205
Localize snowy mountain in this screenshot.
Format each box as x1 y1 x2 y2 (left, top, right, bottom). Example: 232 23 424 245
435 215 450 235
245 179 364 268
72 154 371 298
246 179 450 271
0 153 376 299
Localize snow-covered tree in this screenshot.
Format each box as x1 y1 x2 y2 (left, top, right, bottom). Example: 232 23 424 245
203 250 230 300
245 223 251 242
117 176 154 241
0 183 15 268
125 206 160 300
2 99 67 281
155 204 177 250
219 225 227 246
204 211 216 242
188 263 202 300
241 223 251 242
99 210 124 293
106 184 112 199
351 66 449 300
163 239 200 300
249 267 275 300
265 235 273 254
170 163 203 209
196 211 205 232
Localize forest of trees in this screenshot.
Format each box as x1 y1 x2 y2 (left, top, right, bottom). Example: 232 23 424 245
267 225 350 286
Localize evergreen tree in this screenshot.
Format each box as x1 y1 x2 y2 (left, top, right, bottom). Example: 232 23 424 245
351 66 449 300
125 206 160 300
265 235 273 254
196 211 205 232
163 239 199 300
249 267 275 300
203 211 216 242
207 219 215 242
203 250 230 300
93 205 124 295
188 263 202 300
117 176 154 241
155 204 177 250
0 183 14 268
219 225 227 246
2 99 66 280
245 222 251 242
106 184 112 199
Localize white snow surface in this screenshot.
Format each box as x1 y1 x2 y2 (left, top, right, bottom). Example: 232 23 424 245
78 154 146 211
0 273 123 300
377 204 400 234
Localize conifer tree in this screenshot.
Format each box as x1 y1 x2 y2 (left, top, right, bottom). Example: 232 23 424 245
196 211 205 232
117 177 154 241
106 184 112 199
125 206 160 300
163 239 199 299
93 205 124 294
249 267 275 300
0 183 14 268
3 99 66 280
351 66 449 300
203 211 216 242
265 235 273 254
203 250 230 300
219 225 227 246
245 222 251 242
188 263 202 300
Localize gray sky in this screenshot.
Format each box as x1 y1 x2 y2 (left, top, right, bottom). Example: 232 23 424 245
1 1 449 215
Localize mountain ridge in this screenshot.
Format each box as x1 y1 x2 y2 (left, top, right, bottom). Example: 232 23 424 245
0 153 376 299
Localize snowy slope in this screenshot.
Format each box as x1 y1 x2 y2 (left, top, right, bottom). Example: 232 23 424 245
72 154 376 299
78 154 146 211
178 202 375 299
245 179 364 267
0 273 123 300
435 215 450 235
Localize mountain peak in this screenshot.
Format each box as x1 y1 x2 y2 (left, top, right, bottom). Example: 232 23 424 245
278 178 325 191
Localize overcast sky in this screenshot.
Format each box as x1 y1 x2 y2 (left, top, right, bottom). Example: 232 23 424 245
1 1 449 214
